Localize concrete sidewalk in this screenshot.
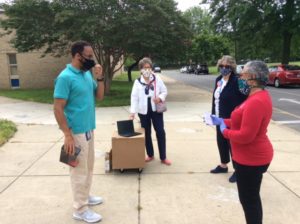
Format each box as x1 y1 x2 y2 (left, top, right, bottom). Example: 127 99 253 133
0 75 299 224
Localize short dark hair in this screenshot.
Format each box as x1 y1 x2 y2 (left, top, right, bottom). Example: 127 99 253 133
71 41 91 57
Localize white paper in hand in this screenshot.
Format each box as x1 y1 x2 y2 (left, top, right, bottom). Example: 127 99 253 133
203 112 214 126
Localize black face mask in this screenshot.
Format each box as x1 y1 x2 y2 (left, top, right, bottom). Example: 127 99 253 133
80 54 95 71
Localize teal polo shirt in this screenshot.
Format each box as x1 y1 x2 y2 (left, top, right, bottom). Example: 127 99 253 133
54 64 97 134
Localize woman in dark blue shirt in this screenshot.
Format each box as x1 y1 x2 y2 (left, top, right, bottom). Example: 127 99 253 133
210 55 247 182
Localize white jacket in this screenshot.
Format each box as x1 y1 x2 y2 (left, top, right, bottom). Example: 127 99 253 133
130 74 167 115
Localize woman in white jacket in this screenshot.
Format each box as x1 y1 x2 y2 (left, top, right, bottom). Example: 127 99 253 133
129 57 171 165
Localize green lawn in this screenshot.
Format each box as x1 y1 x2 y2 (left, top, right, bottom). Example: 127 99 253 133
97 71 140 106
0 89 54 104
0 120 17 146
0 72 140 107
95 80 133 107
208 66 218 74
114 71 140 81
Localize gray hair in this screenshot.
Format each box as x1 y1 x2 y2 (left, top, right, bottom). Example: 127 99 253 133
244 60 269 87
217 55 237 73
138 57 153 70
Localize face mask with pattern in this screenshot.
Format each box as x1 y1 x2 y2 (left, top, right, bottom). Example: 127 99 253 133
141 68 152 78
220 67 232 76
238 78 251 95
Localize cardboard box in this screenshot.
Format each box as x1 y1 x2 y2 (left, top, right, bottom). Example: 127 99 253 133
111 129 145 170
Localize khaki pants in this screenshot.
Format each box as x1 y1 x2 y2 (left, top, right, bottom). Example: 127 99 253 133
70 131 94 213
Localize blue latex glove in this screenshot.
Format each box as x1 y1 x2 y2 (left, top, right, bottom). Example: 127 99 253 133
210 115 223 125
220 120 227 133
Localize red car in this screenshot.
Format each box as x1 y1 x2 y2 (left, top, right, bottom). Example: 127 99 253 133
268 64 300 88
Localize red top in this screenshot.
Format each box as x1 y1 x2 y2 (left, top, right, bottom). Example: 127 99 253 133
223 90 273 166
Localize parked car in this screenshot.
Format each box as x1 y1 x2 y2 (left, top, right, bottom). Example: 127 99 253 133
187 64 196 74
268 64 300 88
236 64 244 74
194 64 209 75
153 65 161 73
180 66 188 73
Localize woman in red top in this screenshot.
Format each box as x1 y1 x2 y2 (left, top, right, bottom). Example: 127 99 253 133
210 61 273 224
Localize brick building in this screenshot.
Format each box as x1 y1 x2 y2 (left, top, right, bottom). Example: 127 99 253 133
0 9 123 89
0 9 70 89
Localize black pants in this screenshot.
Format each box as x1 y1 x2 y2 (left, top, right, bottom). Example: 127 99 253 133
235 162 270 224
138 98 166 160
216 125 234 167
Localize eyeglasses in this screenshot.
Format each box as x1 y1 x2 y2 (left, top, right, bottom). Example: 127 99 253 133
219 65 231 69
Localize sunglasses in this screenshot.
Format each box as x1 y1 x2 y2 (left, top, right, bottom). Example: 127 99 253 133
219 65 231 69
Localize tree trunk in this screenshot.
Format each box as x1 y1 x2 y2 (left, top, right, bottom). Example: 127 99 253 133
281 31 292 64
105 76 112 95
281 0 294 65
103 57 112 95
127 58 142 82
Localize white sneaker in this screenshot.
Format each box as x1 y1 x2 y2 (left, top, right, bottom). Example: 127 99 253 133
73 209 102 223
88 196 103 206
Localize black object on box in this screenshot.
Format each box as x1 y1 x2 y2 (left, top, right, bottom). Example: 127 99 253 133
117 120 141 137
59 145 81 167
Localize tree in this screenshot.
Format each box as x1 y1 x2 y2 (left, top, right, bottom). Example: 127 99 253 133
1 0 126 93
123 0 191 81
183 6 213 35
204 0 300 64
1 0 191 92
191 34 230 64
182 6 230 65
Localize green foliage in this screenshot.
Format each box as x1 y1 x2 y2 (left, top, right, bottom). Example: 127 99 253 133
0 120 17 146
290 34 300 61
205 0 300 64
190 34 230 64
1 0 191 86
124 0 191 67
1 0 57 54
183 6 213 35
124 57 137 69
182 6 230 65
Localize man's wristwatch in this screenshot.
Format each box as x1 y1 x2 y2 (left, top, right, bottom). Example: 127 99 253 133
96 77 104 82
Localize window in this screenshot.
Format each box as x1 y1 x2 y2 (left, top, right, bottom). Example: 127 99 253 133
10 66 18 76
8 54 17 65
7 53 20 88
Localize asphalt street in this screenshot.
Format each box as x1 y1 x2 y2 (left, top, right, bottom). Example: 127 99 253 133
163 70 300 132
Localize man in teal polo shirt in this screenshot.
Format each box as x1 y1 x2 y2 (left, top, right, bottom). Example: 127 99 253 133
54 41 104 223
